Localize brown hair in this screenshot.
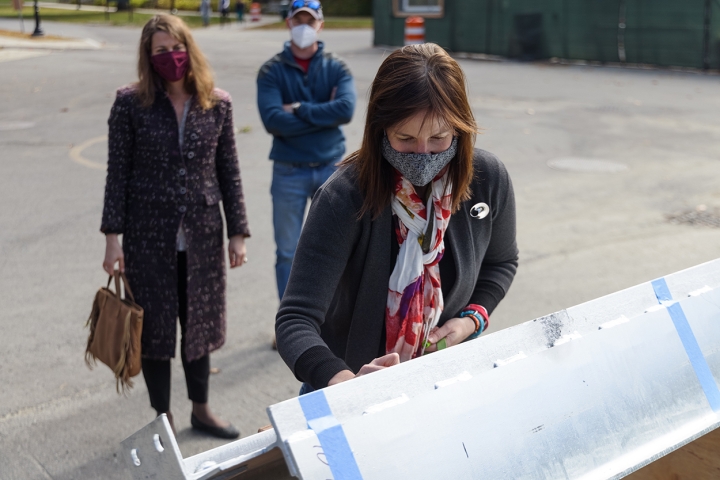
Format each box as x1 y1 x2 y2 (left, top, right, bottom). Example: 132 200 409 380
136 14 216 110
342 43 478 219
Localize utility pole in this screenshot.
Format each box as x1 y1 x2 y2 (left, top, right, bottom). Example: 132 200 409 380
31 0 44 37
11 0 24 33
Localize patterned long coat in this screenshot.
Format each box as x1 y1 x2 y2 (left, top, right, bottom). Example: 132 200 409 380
101 85 250 361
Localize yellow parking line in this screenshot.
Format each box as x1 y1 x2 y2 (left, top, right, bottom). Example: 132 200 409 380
69 135 107 170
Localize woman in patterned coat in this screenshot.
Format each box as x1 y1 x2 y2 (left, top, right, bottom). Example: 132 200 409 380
101 14 249 438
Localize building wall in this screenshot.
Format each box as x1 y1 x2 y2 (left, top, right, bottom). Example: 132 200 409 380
373 0 720 69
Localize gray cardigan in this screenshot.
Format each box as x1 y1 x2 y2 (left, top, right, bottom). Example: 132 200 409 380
275 149 518 387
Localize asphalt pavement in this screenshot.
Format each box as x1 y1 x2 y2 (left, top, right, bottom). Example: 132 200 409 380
1 20 719 480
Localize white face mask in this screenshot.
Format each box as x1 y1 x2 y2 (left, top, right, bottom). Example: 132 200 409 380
290 24 318 49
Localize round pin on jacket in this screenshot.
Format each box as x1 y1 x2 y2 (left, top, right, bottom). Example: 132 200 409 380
470 202 490 219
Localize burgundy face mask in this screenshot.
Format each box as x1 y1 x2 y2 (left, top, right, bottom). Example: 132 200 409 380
151 51 189 82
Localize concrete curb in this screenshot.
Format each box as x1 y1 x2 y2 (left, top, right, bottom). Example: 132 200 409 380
0 35 102 50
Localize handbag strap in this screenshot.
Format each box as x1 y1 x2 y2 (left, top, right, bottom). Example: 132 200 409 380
107 271 122 300
113 270 122 299
107 271 136 303
119 271 136 303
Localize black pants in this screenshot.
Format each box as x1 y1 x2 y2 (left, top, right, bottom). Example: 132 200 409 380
142 252 209 413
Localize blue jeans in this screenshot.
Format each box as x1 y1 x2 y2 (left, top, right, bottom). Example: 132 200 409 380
299 382 314 396
271 161 337 300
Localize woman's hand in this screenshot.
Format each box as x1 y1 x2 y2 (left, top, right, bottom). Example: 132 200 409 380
103 234 124 275
327 353 400 386
228 235 247 268
424 317 476 353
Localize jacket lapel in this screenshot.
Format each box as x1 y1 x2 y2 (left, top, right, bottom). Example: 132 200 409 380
443 207 475 318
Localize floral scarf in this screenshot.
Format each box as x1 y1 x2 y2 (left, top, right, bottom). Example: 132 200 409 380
385 169 453 362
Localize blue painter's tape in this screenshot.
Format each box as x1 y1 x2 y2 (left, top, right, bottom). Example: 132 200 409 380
299 390 332 421
666 303 720 412
318 426 362 480
651 278 673 303
652 277 720 412
298 390 363 480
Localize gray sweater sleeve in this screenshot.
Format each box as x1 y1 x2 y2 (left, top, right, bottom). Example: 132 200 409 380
468 154 518 314
275 179 358 385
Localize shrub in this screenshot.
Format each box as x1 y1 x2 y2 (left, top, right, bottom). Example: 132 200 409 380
320 0 370 16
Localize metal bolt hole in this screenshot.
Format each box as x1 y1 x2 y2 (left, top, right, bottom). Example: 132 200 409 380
153 434 165 453
130 448 141 467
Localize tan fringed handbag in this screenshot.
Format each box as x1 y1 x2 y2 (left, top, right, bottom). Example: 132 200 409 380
85 271 144 392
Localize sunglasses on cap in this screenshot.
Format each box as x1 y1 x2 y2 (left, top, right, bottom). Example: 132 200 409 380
290 0 321 11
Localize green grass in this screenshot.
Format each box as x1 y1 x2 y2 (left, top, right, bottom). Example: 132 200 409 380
0 5 233 27
258 16 372 29
0 2 372 29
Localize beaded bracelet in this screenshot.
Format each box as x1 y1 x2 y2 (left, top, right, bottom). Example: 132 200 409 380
467 304 489 326
461 304 489 340
460 310 482 334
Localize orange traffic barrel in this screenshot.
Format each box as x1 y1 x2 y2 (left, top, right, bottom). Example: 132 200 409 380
404 16 425 45
250 2 261 21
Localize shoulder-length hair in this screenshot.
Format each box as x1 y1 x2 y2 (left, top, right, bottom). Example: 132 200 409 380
342 43 478 219
136 14 216 110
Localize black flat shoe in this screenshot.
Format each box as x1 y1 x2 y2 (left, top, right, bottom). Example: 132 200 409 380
191 413 240 439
